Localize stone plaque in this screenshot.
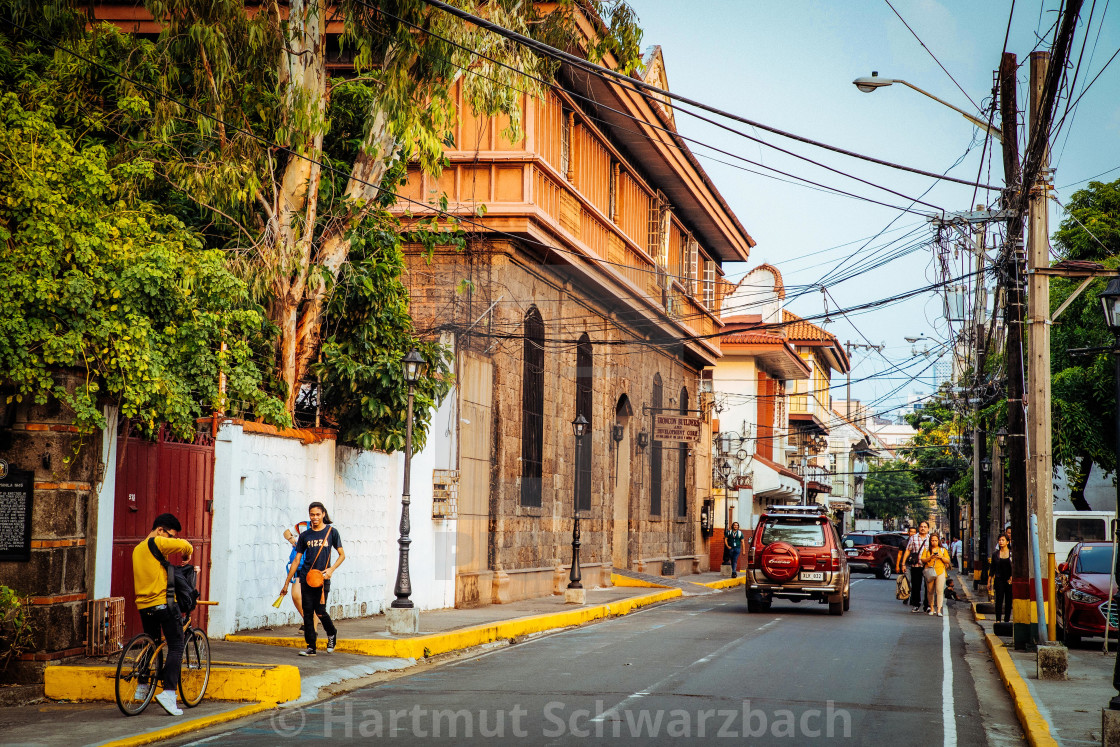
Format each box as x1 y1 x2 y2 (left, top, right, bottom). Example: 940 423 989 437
0 467 34 562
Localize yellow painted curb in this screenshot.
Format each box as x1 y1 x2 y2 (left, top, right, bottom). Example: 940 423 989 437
972 601 987 620
984 633 1058 747
694 576 746 590
43 665 300 704
229 588 683 659
99 701 276 747
610 573 668 588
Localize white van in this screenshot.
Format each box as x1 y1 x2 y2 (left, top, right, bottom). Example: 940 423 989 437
1054 511 1115 562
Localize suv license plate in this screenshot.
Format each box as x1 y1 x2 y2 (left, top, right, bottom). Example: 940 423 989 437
845 549 857 556
801 571 824 581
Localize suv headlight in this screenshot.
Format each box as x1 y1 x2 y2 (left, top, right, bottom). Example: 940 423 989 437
1070 589 1102 604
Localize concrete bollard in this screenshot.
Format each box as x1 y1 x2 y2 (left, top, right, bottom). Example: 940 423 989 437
1036 644 1068 680
564 588 586 605
720 564 732 577
386 607 420 634
1102 708 1120 746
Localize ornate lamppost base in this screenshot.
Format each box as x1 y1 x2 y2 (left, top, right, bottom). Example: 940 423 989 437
564 587 586 605
386 607 420 634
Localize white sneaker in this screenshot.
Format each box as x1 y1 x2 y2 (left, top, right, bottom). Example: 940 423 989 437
938 611 944 617
154 689 183 716
135 684 150 701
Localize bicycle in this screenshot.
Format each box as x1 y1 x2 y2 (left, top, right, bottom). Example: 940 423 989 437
114 601 216 716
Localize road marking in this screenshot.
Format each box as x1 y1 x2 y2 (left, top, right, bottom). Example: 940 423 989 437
943 608 956 746
756 618 782 632
589 624 778 723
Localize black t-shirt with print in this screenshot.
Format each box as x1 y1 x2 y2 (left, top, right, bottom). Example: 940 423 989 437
295 525 342 580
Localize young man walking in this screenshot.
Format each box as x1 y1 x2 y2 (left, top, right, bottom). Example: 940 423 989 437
899 521 931 613
280 502 345 656
132 513 194 716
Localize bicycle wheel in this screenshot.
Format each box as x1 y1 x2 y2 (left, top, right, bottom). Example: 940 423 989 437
115 634 160 716
178 627 211 707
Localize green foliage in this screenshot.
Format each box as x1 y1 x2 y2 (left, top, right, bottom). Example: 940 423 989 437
1049 178 1120 493
902 392 969 493
315 221 454 452
863 461 926 520
0 585 32 671
0 95 287 437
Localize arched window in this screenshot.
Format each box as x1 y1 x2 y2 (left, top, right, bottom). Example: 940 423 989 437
521 308 545 507
678 386 689 517
576 335 593 512
650 373 663 516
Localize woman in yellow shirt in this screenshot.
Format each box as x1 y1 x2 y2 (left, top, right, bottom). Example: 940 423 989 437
921 533 952 616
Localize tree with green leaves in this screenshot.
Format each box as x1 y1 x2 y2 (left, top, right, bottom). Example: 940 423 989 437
0 0 642 449
0 95 286 437
1050 178 1120 509
903 392 969 493
862 461 927 521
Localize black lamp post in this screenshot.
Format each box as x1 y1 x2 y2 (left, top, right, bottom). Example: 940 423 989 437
719 459 733 528
1099 277 1120 710
392 348 426 610
569 414 588 589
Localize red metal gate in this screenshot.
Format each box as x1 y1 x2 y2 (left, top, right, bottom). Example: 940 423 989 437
111 424 214 638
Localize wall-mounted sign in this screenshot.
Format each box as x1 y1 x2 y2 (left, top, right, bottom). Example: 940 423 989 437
653 414 702 443
0 468 34 562
733 472 754 490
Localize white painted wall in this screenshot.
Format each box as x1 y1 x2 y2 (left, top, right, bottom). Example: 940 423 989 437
207 384 458 637
92 405 118 599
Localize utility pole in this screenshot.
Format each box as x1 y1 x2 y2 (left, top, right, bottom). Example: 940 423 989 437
1026 51 1054 623
998 50 1032 648
971 206 989 585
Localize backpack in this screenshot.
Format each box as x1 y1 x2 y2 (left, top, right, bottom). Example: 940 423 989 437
148 538 200 616
895 571 911 600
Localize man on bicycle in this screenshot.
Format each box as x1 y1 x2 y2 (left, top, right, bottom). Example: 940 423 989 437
132 513 193 716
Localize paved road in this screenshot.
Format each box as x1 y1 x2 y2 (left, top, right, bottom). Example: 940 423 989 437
180 577 1022 745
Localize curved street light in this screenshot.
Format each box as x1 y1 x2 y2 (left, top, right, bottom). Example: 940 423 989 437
852 72 1003 143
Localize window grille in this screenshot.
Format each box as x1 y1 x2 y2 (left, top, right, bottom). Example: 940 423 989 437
576 335 593 512
521 307 545 507
702 260 716 308
650 373 663 516
677 386 688 517
688 240 699 296
561 110 573 180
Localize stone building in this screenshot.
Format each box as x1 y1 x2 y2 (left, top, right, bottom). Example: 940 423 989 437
396 41 754 604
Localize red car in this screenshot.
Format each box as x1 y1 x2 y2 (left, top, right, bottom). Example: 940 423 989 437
744 505 851 616
1057 541 1118 646
841 531 905 579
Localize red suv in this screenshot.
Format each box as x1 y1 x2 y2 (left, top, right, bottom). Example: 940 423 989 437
744 505 851 616
1057 541 1118 646
841 531 905 579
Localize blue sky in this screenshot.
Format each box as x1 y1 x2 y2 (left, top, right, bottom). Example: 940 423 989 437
628 0 1120 415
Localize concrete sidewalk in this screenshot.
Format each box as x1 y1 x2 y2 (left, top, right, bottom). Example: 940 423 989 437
10 573 730 746
956 570 1115 746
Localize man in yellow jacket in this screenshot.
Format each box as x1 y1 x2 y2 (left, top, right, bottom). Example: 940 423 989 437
132 513 193 716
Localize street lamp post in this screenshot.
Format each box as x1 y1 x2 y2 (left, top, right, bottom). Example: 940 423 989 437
1099 278 1120 710
569 414 588 591
390 349 425 627
852 72 1003 142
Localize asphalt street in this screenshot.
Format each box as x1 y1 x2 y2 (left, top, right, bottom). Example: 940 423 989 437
176 577 1023 745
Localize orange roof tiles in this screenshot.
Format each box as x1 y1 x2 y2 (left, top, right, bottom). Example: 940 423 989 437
781 310 837 342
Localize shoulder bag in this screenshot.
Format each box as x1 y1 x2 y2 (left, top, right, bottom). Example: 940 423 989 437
304 528 334 588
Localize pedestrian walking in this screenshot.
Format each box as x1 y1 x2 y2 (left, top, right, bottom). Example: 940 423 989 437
899 521 931 612
280 502 345 656
725 522 744 578
949 536 963 573
131 513 194 716
988 534 1013 623
282 521 312 633
921 533 951 616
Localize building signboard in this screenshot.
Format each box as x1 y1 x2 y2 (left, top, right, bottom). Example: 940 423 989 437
653 414 702 443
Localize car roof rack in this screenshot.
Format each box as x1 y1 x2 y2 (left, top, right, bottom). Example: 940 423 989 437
765 504 829 515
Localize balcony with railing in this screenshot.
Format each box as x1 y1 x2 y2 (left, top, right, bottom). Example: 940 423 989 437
788 391 831 435
788 463 833 494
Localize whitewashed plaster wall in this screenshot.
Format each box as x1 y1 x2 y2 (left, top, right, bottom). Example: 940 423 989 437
207 384 458 637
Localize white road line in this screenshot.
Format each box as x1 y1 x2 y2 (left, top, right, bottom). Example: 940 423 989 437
943 607 956 746
590 621 782 723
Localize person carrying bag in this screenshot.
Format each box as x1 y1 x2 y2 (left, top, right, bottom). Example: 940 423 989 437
280 502 346 656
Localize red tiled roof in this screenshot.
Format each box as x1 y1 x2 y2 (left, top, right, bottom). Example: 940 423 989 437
721 331 786 345
782 310 837 342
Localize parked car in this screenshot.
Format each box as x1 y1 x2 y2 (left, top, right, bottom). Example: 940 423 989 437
1056 541 1118 646
841 531 905 579
744 504 851 616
